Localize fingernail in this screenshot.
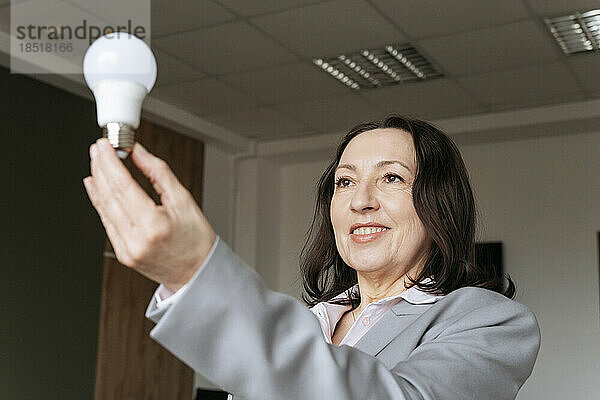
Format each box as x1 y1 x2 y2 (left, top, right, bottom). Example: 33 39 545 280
90 144 97 159
83 177 94 195
98 138 109 150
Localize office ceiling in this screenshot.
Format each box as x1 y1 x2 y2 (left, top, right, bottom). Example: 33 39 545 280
2 0 599 140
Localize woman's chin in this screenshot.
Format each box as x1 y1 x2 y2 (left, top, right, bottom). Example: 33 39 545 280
346 251 389 271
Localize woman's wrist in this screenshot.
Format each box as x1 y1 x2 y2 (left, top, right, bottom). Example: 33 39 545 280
162 232 218 293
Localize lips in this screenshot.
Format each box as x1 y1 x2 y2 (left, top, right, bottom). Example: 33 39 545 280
349 225 390 244
349 222 390 234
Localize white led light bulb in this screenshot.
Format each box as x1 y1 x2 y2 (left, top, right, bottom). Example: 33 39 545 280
83 32 157 159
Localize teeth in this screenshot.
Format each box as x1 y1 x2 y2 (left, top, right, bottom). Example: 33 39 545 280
352 227 388 235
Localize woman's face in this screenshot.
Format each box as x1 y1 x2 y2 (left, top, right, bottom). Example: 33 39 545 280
330 128 430 280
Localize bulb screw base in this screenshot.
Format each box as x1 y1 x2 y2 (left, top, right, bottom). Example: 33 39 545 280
102 122 135 159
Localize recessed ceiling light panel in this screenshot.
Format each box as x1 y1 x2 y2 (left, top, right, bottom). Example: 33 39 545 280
313 44 442 90
545 9 600 54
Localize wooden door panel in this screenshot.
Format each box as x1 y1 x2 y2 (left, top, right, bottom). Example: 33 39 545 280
95 119 204 400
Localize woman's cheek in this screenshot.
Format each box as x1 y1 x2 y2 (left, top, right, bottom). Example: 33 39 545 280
330 193 350 220
380 184 412 195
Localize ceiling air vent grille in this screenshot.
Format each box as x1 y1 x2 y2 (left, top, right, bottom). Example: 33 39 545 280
313 44 442 90
545 9 600 54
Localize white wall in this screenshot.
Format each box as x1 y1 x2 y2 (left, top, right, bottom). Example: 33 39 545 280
233 157 259 268
272 130 600 400
278 159 329 298
460 131 600 399
202 143 235 244
255 157 283 290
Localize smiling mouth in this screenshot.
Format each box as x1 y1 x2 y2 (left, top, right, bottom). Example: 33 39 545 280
351 227 389 235
350 227 390 243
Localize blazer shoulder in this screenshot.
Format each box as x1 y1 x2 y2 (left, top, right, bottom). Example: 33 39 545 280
432 286 541 355
446 285 521 304
438 286 538 322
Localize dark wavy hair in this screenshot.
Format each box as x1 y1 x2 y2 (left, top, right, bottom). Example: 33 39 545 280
299 115 515 310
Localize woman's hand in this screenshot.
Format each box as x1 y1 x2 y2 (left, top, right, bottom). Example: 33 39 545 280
83 138 216 292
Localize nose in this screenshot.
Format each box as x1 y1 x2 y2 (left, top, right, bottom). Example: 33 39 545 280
350 180 380 212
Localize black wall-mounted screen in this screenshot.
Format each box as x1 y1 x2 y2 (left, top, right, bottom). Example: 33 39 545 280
195 389 230 400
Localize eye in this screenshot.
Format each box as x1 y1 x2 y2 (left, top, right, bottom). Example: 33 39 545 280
383 173 404 184
334 176 352 188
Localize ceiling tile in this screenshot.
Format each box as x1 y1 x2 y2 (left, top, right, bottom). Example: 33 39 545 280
487 92 587 112
221 61 350 104
153 48 205 87
275 93 383 132
525 0 600 16
205 107 314 139
151 0 235 37
371 0 529 39
458 62 582 107
150 78 261 116
3 0 102 36
217 0 327 17
153 21 297 74
0 0 35 8
61 0 149 28
567 53 600 92
361 78 484 119
252 0 404 58
418 20 560 76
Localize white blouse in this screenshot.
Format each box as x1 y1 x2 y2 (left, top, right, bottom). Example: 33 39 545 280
309 278 444 347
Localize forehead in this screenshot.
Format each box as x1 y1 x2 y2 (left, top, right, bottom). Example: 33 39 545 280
340 128 415 165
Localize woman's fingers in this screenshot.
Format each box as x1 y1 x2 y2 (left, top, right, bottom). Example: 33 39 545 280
130 142 186 205
90 145 135 237
83 176 133 266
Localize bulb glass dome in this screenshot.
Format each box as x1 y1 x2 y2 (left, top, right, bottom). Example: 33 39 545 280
83 32 157 91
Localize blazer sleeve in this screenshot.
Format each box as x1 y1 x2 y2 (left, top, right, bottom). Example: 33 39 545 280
145 235 541 400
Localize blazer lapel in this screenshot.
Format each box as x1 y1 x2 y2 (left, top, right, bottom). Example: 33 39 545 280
352 300 433 356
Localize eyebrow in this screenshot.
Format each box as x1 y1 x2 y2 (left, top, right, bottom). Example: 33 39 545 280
335 160 412 173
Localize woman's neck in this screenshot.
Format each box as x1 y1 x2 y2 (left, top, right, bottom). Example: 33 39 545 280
354 269 419 314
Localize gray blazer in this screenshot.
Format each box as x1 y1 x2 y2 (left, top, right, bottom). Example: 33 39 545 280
146 236 541 400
